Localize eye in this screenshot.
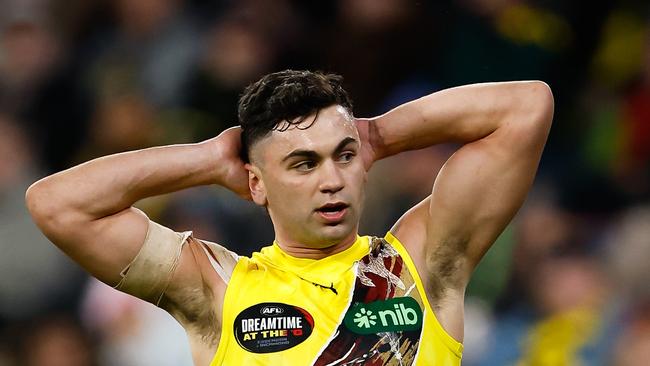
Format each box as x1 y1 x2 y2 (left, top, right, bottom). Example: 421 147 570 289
293 161 316 171
338 151 355 163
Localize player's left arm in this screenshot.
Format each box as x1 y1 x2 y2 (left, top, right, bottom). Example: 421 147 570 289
358 80 553 293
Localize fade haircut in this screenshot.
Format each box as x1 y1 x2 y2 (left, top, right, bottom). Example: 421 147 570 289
238 70 353 163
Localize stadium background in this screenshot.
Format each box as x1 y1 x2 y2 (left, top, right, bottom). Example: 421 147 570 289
1 0 649 365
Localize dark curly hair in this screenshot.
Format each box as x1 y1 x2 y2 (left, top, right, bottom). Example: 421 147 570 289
238 70 353 163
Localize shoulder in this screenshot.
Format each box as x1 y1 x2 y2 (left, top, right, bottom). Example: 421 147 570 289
191 237 240 284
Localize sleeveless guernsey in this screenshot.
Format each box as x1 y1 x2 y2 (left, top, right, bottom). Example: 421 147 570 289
210 232 463 365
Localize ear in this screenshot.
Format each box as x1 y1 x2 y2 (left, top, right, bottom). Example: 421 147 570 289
246 163 267 206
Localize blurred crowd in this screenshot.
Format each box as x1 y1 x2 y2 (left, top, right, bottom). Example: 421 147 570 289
0 0 649 365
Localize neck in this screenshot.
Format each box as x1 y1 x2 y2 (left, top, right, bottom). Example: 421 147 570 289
274 232 358 260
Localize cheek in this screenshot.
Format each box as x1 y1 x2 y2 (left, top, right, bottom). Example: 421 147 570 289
346 166 367 199
353 160 368 182
267 176 314 210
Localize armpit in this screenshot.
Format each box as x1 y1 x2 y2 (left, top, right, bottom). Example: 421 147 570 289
425 238 469 306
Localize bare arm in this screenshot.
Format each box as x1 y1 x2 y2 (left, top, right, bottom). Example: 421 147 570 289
358 81 553 337
25 127 248 289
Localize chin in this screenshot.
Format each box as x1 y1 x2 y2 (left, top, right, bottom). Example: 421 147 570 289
315 223 355 246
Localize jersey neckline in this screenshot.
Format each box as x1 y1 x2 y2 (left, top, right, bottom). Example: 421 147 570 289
254 236 370 281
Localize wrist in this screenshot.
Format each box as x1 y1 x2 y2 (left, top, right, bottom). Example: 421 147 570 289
357 117 387 164
199 136 228 186
203 127 249 199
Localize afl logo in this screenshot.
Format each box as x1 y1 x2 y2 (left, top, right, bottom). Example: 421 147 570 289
261 306 284 316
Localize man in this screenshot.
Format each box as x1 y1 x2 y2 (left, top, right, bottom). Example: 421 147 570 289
26 70 553 365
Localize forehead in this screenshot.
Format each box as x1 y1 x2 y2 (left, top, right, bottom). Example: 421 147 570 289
254 105 357 163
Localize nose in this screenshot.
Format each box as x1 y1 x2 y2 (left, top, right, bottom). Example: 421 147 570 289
318 160 344 194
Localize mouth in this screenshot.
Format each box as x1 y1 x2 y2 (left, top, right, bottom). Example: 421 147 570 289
315 202 349 224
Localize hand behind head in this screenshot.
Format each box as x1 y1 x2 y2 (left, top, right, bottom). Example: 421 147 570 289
215 127 252 200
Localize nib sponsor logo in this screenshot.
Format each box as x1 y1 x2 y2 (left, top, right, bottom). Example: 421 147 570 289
344 297 422 334
353 307 378 328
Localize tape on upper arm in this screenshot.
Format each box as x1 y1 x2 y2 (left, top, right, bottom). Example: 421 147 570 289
114 220 239 306
115 220 191 305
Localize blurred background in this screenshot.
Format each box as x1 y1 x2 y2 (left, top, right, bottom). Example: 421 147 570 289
1 0 649 365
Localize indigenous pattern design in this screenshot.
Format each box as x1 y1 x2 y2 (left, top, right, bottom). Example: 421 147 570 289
312 237 425 365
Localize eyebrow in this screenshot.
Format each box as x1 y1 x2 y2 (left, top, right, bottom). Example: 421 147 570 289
281 136 358 163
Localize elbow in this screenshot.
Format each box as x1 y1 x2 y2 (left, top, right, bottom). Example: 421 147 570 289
25 179 73 237
25 180 56 230
501 81 554 149
526 80 554 130
503 81 554 137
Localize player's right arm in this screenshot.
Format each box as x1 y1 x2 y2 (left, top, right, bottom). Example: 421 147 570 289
25 127 248 310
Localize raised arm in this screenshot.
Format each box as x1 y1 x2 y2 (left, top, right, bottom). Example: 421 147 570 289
25 127 248 290
358 81 553 337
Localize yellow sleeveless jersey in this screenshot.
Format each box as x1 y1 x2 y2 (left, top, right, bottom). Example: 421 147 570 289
210 232 463 365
